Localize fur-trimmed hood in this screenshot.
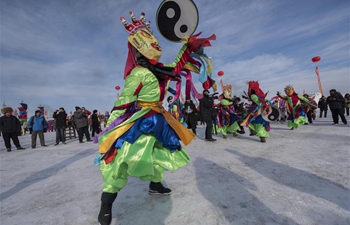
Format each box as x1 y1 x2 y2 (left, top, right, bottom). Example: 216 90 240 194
1 107 13 114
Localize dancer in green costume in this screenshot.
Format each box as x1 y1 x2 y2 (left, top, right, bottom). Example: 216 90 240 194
241 81 270 143
277 85 311 130
214 84 240 139
95 5 216 224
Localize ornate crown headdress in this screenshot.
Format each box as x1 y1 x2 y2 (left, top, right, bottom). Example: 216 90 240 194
284 84 293 90
120 11 152 35
222 84 232 91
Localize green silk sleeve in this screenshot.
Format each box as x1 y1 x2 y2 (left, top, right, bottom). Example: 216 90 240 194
251 94 261 105
221 99 232 106
163 44 188 68
277 93 287 100
297 94 310 103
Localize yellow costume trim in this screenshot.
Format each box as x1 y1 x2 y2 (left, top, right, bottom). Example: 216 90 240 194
137 101 195 146
98 122 135 153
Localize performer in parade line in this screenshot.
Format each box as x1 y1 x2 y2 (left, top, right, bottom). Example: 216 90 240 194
277 85 313 130
241 81 270 143
94 3 216 225
170 104 186 125
214 85 240 139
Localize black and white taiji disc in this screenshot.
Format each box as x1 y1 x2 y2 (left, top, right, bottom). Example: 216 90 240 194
156 0 199 42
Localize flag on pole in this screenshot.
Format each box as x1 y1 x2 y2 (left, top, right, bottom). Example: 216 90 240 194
220 79 224 92
315 66 324 96
180 92 185 104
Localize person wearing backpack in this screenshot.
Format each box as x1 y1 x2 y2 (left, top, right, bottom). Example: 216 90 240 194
28 110 48 148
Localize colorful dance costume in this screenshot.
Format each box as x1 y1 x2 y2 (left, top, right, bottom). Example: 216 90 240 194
95 9 215 225
215 85 240 139
241 81 270 142
277 85 310 129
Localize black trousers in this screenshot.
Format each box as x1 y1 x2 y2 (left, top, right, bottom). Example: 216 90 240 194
91 125 100 137
2 132 20 149
78 126 91 142
331 109 347 124
55 127 66 143
319 109 327 118
205 120 213 140
306 110 313 123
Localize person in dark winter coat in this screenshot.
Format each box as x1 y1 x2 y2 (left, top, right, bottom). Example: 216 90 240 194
326 89 347 125
53 107 67 145
91 110 101 137
233 97 247 134
28 110 48 148
0 107 26 152
302 94 314 124
182 98 198 135
199 90 216 142
74 106 92 143
344 93 350 116
318 96 328 118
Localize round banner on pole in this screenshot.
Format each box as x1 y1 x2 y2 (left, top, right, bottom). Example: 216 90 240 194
262 106 281 122
156 0 199 42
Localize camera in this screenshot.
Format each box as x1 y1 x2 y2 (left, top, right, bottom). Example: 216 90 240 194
209 92 219 100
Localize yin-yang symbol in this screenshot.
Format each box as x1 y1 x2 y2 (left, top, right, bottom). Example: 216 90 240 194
156 0 199 42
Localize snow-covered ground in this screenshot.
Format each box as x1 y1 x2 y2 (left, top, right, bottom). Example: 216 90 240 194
0 116 349 225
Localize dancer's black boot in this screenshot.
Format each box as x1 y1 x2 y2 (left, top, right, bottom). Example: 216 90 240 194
149 182 172 195
98 192 118 225
260 137 266 143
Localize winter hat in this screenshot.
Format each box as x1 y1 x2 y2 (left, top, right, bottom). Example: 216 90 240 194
59 107 65 111
93 110 98 113
1 107 13 114
329 89 336 93
35 110 41 114
203 89 210 96
75 106 81 110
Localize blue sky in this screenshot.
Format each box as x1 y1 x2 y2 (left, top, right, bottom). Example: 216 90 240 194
1 0 349 116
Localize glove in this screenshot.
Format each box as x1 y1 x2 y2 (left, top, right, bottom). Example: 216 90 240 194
29 128 33 134
276 91 280 95
43 128 47 133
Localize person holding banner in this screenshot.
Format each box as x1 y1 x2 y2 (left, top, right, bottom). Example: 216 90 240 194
94 4 216 224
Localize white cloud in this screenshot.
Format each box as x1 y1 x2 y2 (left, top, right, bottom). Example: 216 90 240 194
0 0 349 112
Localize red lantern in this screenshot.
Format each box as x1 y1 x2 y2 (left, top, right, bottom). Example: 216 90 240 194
115 86 120 91
218 71 224 77
312 56 321 63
